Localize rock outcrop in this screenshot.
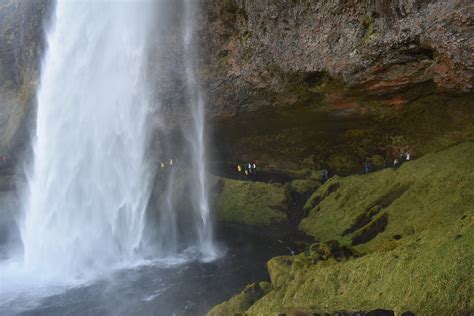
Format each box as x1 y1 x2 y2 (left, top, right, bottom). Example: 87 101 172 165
0 1 473 172
202 0 474 172
0 0 51 154
202 0 473 115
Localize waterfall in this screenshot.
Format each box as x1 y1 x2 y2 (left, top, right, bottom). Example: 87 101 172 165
183 0 216 258
20 0 154 277
14 0 216 281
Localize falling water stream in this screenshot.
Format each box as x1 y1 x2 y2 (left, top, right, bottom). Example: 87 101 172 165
0 0 223 313
0 1 294 314
22 0 155 278
18 0 216 277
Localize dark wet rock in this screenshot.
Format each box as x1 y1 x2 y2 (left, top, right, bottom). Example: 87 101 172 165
285 178 321 226
343 187 407 236
400 312 416 316
351 213 389 246
308 240 359 262
0 0 52 153
393 234 402 240
366 310 394 316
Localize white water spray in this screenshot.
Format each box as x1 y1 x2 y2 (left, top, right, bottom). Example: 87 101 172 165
183 0 215 258
21 0 154 278
10 0 216 282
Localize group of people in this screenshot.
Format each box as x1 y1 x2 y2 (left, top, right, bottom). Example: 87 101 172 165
393 152 411 169
159 158 175 169
363 161 374 173
236 162 257 176
230 151 413 182
363 151 412 174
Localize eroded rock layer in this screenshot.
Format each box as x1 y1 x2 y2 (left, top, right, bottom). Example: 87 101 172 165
202 0 473 114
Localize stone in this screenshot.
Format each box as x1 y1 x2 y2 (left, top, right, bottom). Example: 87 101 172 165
366 309 395 316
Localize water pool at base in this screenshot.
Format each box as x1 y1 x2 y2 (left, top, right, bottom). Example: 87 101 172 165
0 235 292 316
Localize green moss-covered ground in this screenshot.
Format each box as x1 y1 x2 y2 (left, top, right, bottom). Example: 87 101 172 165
208 282 272 316
214 178 289 226
208 142 474 315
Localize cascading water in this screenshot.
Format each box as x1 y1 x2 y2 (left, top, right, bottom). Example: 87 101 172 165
0 1 286 314
3 0 216 283
21 0 155 278
182 0 215 258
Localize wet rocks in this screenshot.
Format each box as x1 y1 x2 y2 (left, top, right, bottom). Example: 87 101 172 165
0 0 52 153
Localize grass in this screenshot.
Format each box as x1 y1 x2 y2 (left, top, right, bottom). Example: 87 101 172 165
208 282 272 316
209 142 474 315
214 178 289 226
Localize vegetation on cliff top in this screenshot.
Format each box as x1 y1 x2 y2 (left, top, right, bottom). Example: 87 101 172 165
208 142 474 315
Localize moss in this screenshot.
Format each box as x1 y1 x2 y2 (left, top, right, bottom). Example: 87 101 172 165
300 143 473 243
308 240 359 262
397 94 474 155
267 256 295 288
0 70 36 152
350 212 388 246
207 281 272 316
327 153 358 174
211 142 474 315
369 154 385 169
358 17 380 46
241 30 251 42
287 178 320 196
303 177 340 213
214 178 289 226
248 226 473 315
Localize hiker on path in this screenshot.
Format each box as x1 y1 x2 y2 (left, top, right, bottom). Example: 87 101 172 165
322 169 329 182
393 158 399 169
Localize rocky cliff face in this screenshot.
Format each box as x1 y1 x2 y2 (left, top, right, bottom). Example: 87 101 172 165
201 0 473 114
0 0 51 154
0 0 472 169
199 0 473 172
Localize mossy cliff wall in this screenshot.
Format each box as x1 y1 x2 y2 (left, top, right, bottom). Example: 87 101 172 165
208 142 474 315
